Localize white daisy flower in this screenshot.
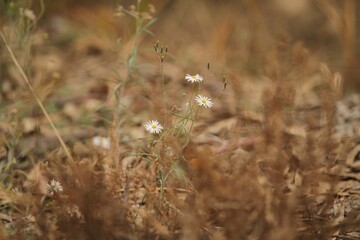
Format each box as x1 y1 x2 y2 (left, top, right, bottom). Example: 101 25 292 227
195 95 213 108
185 74 203 83
91 136 110 149
66 204 83 219
47 179 63 195
20 8 36 22
144 120 164 134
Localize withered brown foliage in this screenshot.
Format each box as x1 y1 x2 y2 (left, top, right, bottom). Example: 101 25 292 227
1 1 360 240
0 40 351 240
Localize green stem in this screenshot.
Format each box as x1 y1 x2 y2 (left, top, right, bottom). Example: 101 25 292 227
181 106 200 149
188 107 200 134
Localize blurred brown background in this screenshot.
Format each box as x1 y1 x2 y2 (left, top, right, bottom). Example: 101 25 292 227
36 0 360 92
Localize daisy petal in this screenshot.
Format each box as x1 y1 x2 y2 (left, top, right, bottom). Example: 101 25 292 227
195 94 213 108
144 120 164 134
185 74 203 83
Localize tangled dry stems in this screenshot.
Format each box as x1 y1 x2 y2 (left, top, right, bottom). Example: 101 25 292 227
0 1 359 240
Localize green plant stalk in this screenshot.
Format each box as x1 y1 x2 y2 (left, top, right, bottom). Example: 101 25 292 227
188 106 200 136
0 31 74 164
118 0 150 106
186 82 200 125
180 106 200 149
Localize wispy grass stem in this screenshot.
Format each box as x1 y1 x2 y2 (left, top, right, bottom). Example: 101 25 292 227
0 31 74 164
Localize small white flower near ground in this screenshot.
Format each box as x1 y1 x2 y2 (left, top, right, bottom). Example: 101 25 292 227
20 8 36 22
92 136 110 149
185 74 203 83
66 204 83 219
144 120 164 134
47 179 63 195
195 94 214 108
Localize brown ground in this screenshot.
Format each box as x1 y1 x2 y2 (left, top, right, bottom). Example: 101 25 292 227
1 0 360 239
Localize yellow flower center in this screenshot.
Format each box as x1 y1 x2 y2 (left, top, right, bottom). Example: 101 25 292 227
193 75 196 79
201 99 206 103
151 125 157 129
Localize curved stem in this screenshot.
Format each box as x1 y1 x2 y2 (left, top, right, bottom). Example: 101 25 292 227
0 31 73 164
188 107 200 134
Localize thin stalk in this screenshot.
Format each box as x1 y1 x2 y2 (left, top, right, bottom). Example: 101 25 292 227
181 106 200 149
188 107 200 135
184 82 200 127
118 0 142 104
0 31 74 164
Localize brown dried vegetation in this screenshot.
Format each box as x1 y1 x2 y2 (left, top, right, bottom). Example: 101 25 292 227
1 0 360 239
